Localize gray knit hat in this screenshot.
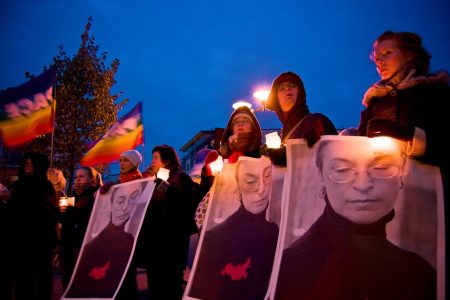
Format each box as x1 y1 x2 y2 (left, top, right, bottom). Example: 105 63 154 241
120 150 142 167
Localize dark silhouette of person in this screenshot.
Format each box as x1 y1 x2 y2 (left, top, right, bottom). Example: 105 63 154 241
189 156 279 300
8 151 58 300
275 137 436 300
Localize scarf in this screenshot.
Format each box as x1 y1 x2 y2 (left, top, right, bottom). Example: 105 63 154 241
119 169 143 183
362 67 450 107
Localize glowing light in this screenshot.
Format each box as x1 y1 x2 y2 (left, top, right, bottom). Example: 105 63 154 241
369 136 399 153
59 198 68 208
253 89 270 102
59 196 75 207
209 155 224 175
157 167 170 181
265 132 282 148
232 101 252 110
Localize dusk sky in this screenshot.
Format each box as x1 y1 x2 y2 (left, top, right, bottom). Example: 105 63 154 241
1 0 449 169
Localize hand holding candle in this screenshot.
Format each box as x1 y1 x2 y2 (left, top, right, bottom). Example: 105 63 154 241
59 197 75 212
157 167 170 181
265 132 281 148
209 155 224 175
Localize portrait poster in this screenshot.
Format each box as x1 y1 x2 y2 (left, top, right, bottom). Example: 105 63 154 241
63 178 155 300
269 136 444 300
184 156 285 300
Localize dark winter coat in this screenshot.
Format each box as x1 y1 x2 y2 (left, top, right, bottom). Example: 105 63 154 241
7 151 58 300
136 169 195 299
358 71 449 169
8 152 58 257
275 204 436 300
61 185 99 249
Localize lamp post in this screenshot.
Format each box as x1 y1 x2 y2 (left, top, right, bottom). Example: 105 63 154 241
231 88 270 112
232 101 252 110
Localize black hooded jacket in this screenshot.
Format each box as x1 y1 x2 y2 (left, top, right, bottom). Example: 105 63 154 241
266 71 337 142
219 105 262 159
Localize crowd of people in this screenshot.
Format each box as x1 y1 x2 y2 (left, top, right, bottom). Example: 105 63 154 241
0 30 448 300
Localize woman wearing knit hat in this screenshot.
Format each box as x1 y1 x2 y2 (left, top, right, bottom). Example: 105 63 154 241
263 71 338 165
119 150 143 183
98 149 143 299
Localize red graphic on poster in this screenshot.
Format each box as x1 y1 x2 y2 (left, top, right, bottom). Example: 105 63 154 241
221 257 251 280
88 261 111 280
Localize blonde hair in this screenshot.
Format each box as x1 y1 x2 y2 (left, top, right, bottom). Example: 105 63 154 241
47 168 67 194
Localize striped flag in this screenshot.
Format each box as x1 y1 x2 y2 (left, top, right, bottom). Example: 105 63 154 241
0 69 55 147
81 102 144 166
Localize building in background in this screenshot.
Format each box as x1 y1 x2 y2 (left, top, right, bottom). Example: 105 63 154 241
0 140 22 188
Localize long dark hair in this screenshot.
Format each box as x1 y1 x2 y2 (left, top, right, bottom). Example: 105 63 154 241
152 144 182 173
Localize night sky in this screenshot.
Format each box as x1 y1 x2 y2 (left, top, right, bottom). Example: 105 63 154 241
1 0 449 169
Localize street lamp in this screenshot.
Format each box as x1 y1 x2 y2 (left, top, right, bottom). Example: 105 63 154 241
232 101 252 110
253 89 270 111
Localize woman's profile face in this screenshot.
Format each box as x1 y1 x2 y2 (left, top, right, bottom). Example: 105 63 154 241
321 140 402 224
151 151 165 169
119 156 135 174
372 38 412 81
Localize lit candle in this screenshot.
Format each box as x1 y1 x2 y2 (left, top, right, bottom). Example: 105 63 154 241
67 197 75 206
265 132 281 148
369 136 400 153
59 197 68 208
157 167 170 181
209 156 224 175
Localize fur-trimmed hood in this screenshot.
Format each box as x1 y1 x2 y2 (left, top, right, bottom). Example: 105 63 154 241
362 70 449 107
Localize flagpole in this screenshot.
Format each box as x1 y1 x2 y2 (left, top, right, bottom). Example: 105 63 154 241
140 142 145 172
49 69 56 168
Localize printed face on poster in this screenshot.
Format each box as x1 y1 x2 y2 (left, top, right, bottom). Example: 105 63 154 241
270 136 443 300
62 178 155 300
185 156 284 300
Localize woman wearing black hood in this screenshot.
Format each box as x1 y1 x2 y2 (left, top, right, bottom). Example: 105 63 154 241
194 106 263 230
264 71 337 165
8 151 59 300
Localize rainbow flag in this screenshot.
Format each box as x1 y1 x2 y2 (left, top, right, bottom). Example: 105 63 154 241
0 69 55 148
81 102 144 166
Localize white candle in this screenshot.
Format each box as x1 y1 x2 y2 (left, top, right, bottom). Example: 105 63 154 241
59 198 68 207
66 197 75 206
157 167 170 181
209 156 224 175
265 132 281 148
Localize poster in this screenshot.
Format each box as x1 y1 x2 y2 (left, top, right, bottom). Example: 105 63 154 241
63 178 155 300
270 136 444 300
185 156 284 300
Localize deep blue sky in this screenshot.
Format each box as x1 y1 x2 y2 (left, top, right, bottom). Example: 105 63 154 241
1 0 449 168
